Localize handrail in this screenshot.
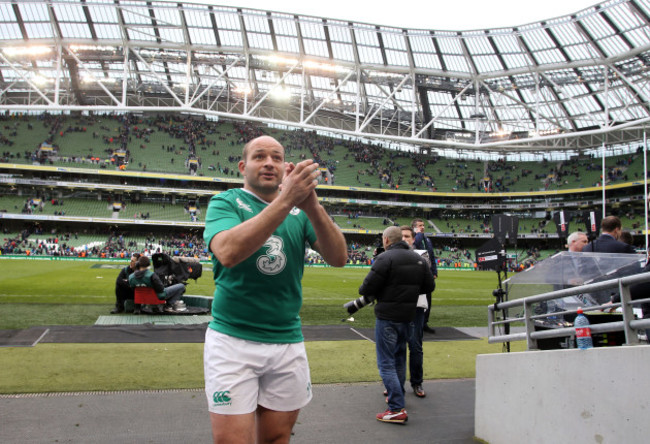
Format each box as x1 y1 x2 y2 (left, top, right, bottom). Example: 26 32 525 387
488 271 650 350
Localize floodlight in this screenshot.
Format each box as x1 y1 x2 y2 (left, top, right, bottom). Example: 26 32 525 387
4 45 52 57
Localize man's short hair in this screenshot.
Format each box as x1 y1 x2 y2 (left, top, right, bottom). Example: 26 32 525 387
383 226 403 245
137 255 150 269
132 252 141 259
411 218 424 229
601 216 622 233
400 225 414 236
567 231 586 245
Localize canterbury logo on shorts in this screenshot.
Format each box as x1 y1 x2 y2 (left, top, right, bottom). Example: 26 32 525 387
212 390 232 407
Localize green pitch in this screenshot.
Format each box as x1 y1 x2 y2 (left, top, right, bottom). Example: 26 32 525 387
0 259 508 393
0 259 498 330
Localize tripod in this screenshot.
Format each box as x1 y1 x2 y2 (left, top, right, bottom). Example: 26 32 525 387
493 248 510 353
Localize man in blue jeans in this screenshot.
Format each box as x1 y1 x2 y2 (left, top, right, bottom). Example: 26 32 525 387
359 226 434 424
400 225 429 398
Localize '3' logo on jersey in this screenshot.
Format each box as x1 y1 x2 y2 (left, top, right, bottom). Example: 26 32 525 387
257 235 287 275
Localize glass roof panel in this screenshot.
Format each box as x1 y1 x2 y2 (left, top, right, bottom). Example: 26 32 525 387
300 20 325 39
597 34 631 55
121 6 152 25
385 50 409 67
563 43 599 61
0 21 23 40
53 3 87 23
59 23 93 39
442 54 470 72
354 25 379 46
380 30 407 50
500 53 532 70
622 27 650 47
18 3 50 22
327 22 352 44
187 27 216 46
127 27 158 42
436 35 464 56
520 26 556 52
219 30 243 47
473 55 506 73
243 11 269 33
247 31 273 50
213 11 240 30
331 42 355 62
303 38 329 57
271 14 297 37
357 45 383 65
24 23 53 40
276 36 299 53
93 24 122 39
605 4 644 30
0 2 15 22
87 4 119 24
463 34 493 55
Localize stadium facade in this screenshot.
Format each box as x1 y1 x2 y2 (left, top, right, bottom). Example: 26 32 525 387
0 0 649 263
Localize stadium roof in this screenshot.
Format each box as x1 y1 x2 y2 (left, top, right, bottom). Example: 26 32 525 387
0 0 649 155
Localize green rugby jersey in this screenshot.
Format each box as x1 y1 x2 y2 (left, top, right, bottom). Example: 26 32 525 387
203 188 316 343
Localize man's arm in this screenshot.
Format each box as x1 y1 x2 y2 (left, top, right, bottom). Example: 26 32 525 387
299 191 347 268
359 256 388 297
150 272 167 294
209 160 319 268
116 267 130 288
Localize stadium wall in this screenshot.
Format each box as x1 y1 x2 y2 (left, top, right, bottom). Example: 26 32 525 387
475 346 650 443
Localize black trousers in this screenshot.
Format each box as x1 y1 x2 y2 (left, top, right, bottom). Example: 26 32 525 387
115 286 135 310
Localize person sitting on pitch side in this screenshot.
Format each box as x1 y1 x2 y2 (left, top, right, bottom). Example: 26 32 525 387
128 255 187 313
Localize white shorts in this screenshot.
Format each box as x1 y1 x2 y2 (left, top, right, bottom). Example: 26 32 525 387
204 328 313 415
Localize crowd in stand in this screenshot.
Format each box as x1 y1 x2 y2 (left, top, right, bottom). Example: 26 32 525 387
1 112 648 194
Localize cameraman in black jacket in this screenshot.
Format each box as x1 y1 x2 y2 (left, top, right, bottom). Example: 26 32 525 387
111 253 140 313
359 226 435 424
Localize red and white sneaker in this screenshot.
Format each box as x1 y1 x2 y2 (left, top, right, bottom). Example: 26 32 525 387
376 408 408 424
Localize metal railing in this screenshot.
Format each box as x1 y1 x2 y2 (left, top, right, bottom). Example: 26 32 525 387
488 271 650 350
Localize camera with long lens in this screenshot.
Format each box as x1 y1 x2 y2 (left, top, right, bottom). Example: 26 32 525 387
343 295 375 315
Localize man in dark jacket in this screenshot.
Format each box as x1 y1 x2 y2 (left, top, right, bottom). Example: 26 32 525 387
411 218 437 333
359 226 435 425
129 255 187 313
111 253 140 313
582 216 636 254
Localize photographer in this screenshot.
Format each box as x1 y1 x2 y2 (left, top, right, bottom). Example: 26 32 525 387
358 226 434 424
111 252 140 314
128 255 187 313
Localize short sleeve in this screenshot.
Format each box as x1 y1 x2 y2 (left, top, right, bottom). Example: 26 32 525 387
203 195 242 248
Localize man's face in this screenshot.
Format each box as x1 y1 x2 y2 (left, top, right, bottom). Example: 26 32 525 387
413 221 425 233
402 229 414 247
569 235 588 252
130 256 138 268
239 137 285 196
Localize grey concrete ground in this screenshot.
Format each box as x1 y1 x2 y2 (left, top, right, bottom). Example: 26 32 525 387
1 325 498 443
0 379 477 444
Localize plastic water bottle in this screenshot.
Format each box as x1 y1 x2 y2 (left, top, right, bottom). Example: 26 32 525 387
574 308 593 350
